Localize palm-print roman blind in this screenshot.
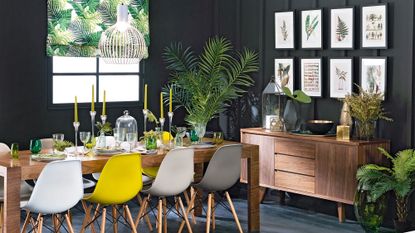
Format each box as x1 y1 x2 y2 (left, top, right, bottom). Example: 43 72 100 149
47 0 149 57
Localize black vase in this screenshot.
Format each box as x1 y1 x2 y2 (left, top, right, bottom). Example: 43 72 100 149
283 100 299 131
354 188 387 233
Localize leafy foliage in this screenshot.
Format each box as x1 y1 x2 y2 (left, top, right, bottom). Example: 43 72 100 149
47 0 149 57
95 122 113 134
305 14 319 40
357 148 415 222
282 87 311 104
336 16 349 41
162 37 259 126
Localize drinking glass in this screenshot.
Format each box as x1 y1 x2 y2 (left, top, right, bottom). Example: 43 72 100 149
126 132 137 152
79 132 91 153
52 133 64 154
29 139 42 154
189 130 199 144
11 143 19 159
174 127 187 147
213 132 224 145
114 128 126 148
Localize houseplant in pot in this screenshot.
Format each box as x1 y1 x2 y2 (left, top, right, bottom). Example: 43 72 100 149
162 37 259 136
344 86 392 140
356 148 415 232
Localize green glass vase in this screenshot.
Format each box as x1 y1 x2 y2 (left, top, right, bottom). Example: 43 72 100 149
354 186 387 233
145 136 157 150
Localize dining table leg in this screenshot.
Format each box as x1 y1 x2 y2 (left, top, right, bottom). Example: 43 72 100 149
2 166 21 233
247 145 260 232
193 163 204 217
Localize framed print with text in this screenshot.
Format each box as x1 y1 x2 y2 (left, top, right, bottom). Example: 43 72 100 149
301 58 322 97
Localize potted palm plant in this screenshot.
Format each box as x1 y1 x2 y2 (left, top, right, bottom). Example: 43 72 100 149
162 37 259 135
356 148 415 232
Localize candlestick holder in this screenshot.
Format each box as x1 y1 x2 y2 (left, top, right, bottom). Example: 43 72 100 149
101 115 107 124
159 117 165 131
73 121 80 156
90 111 96 138
168 112 174 148
143 109 148 133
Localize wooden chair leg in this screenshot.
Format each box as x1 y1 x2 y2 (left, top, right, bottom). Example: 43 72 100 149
178 191 196 233
124 205 138 233
163 198 167 233
21 210 31 233
52 214 59 233
65 213 75 233
137 194 153 231
212 195 216 228
80 202 93 233
37 215 44 233
112 205 118 233
158 199 163 233
100 207 107 233
225 191 243 233
178 196 193 233
206 193 212 233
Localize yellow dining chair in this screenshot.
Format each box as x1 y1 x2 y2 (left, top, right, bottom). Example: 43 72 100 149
81 153 142 233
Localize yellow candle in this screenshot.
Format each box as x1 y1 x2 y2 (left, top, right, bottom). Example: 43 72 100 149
102 90 106 116
169 88 173 112
91 85 95 112
74 96 78 122
144 84 148 110
160 92 164 118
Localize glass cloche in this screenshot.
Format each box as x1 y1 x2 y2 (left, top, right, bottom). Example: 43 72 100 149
115 110 138 137
262 76 285 131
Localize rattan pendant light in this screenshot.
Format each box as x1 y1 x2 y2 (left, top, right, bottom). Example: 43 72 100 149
99 4 147 64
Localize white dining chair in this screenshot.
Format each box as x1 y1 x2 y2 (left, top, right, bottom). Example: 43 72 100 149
184 144 244 233
0 143 33 232
21 160 83 233
41 138 96 189
135 148 195 233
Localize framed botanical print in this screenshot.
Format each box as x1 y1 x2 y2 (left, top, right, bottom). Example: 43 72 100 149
329 58 353 98
300 58 322 97
274 58 294 92
301 9 322 49
330 7 354 49
360 57 387 99
361 4 388 49
275 11 295 49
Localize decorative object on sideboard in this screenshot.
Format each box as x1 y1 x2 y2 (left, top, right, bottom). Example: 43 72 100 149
356 148 415 233
336 125 350 140
361 4 388 49
275 11 295 49
99 4 147 64
162 37 259 131
305 120 334 135
344 86 392 140
282 87 312 132
339 101 353 126
262 76 285 130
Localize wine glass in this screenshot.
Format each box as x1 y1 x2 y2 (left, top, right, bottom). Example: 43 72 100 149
52 133 64 154
174 127 187 147
29 139 42 154
126 132 137 152
213 132 224 145
114 128 126 149
194 123 206 144
79 132 91 153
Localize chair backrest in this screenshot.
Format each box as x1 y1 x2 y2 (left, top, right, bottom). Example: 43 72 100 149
25 160 83 214
0 143 10 153
149 148 194 197
88 153 142 205
197 144 242 192
40 138 53 150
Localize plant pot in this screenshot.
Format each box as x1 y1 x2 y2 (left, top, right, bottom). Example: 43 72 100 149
354 120 377 141
394 219 411 233
283 100 299 131
354 187 387 233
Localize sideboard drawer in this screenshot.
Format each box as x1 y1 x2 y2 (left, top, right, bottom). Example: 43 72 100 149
275 138 315 159
275 154 315 176
275 171 315 194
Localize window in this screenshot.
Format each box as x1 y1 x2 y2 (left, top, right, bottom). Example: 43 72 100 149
50 57 141 105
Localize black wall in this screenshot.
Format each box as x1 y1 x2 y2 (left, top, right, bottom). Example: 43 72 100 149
0 0 215 147
217 0 415 152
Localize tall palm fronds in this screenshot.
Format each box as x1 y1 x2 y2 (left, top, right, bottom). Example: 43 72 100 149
162 37 259 126
357 148 415 222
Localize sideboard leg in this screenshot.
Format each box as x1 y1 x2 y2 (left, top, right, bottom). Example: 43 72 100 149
337 202 345 223
259 187 267 203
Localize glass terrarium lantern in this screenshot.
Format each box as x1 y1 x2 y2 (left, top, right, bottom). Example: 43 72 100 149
262 76 285 131
115 110 138 146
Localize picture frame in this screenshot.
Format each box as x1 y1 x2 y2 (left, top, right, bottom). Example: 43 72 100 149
360 57 387 99
329 58 353 98
301 9 322 49
361 4 388 49
330 7 354 49
274 11 295 49
300 58 322 97
274 58 294 93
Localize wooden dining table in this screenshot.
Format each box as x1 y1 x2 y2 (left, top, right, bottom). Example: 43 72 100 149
0 141 260 233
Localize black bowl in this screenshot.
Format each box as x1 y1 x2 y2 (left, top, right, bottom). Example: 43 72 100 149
305 120 334 135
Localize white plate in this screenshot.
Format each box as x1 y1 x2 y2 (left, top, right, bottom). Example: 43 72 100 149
95 148 124 156
189 144 216 149
31 154 66 162
132 148 158 155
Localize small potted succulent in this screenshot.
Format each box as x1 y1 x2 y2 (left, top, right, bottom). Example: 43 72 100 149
142 130 158 150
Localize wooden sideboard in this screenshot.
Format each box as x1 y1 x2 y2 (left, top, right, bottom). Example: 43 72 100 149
240 128 390 222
